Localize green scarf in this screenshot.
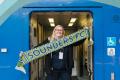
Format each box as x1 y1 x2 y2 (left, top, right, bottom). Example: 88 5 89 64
15 28 89 73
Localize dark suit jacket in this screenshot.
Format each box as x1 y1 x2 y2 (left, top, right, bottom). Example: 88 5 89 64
36 38 85 74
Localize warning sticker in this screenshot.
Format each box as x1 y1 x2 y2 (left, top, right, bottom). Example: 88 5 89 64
107 48 115 56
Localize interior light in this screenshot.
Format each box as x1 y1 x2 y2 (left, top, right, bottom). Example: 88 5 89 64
50 23 55 27
70 18 77 23
68 23 73 26
48 18 54 23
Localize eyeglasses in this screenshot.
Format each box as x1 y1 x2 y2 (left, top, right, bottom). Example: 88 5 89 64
55 29 63 31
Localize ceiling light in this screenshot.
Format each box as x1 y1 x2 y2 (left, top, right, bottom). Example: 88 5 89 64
50 23 55 27
48 18 54 23
70 18 77 23
68 23 73 26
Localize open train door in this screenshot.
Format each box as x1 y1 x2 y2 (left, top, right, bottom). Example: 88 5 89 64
29 11 93 80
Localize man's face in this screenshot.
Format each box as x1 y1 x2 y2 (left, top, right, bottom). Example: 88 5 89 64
54 26 64 38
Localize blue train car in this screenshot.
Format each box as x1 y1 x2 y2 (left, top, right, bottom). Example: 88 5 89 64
0 0 120 80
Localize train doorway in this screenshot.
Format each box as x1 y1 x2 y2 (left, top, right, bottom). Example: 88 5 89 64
29 11 93 80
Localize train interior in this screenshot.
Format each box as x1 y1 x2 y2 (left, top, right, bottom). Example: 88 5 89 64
29 11 93 80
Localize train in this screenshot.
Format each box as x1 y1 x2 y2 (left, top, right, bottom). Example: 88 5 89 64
0 0 120 80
